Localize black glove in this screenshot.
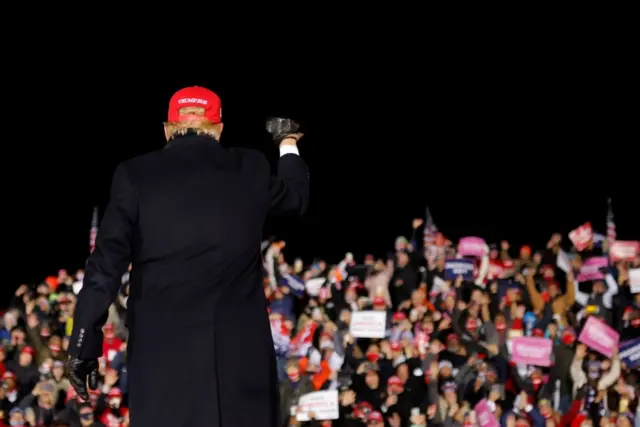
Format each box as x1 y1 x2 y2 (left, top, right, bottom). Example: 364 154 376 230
265 117 302 144
68 357 99 401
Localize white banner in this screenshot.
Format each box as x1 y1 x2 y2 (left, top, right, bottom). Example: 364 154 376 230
296 390 339 421
349 311 387 338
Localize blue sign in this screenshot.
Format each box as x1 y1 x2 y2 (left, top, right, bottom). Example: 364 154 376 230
619 338 640 369
444 259 474 280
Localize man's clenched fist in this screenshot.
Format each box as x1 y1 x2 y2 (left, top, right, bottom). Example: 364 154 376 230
68 357 99 401
265 117 303 144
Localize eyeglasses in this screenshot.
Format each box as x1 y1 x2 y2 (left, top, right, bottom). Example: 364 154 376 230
80 413 94 420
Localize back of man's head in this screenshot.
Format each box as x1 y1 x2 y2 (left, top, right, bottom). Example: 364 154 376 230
164 86 223 141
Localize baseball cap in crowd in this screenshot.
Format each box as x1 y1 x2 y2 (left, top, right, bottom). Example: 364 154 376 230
372 296 386 307
168 86 222 124
21 346 35 356
367 411 383 422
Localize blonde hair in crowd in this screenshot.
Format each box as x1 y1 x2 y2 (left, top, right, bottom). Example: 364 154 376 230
164 106 222 140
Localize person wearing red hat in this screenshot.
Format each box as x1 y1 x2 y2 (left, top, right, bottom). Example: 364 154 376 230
5 346 39 399
366 410 384 426
67 86 310 427
98 387 128 426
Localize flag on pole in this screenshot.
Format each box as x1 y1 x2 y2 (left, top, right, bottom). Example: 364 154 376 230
423 206 438 247
89 206 99 254
606 198 616 245
423 206 439 260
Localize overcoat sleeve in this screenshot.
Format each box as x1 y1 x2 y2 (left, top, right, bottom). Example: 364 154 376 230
269 153 310 217
68 163 137 360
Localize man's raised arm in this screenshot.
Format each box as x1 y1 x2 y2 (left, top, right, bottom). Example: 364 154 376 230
266 118 310 217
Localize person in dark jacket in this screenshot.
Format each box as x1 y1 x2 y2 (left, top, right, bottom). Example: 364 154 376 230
279 358 315 426
67 86 310 427
5 346 39 401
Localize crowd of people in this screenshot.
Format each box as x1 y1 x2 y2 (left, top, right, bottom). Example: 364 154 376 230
266 219 639 427
0 217 639 427
1 270 130 426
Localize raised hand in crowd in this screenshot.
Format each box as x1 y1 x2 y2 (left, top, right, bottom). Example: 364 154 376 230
339 389 356 406
547 233 562 249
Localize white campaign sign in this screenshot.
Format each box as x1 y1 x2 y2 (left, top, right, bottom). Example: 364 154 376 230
349 311 387 338
296 390 339 421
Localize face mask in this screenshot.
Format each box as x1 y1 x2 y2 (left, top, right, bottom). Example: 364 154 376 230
10 421 24 426
466 320 478 331
39 364 51 374
411 424 427 427
109 398 121 407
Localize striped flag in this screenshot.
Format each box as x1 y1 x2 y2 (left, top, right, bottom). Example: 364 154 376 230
289 321 318 356
423 206 438 247
606 198 616 244
423 206 439 260
280 273 306 298
89 206 99 254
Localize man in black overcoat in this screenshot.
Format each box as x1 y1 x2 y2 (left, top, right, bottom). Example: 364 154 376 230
67 86 310 427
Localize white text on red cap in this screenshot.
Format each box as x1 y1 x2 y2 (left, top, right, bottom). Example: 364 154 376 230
178 98 208 105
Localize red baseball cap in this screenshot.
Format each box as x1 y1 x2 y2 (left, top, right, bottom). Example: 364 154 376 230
367 411 383 422
168 86 222 124
372 296 386 306
21 346 35 355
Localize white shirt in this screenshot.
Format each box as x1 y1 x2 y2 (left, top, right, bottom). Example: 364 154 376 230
279 145 299 157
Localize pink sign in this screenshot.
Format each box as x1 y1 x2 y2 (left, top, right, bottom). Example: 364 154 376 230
610 241 640 262
475 399 500 427
578 316 620 357
569 222 593 251
577 256 608 282
510 337 553 367
458 237 487 257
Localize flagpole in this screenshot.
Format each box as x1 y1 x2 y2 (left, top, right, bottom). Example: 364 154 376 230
606 198 616 245
89 206 99 254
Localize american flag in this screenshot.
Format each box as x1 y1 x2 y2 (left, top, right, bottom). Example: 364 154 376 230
89 206 99 254
423 206 438 258
289 321 318 356
606 198 616 244
280 273 306 298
